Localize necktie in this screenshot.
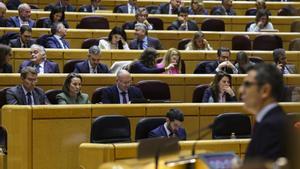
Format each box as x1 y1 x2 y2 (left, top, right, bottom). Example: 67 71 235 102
61 38 68 49
130 6 134 14
26 92 32 105
35 65 40 73
121 92 127 104
138 40 143 50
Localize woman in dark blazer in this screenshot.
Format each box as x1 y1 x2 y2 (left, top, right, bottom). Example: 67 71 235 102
0 44 13 73
42 6 69 28
202 71 237 103
129 47 175 73
56 73 90 104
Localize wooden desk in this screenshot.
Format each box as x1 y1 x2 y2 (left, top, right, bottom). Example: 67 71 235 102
79 139 250 169
1 74 300 102
2 103 299 169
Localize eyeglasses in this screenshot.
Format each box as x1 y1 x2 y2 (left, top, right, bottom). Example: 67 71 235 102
242 81 257 88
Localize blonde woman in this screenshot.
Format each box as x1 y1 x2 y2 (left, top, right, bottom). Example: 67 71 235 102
185 31 213 50
156 48 181 74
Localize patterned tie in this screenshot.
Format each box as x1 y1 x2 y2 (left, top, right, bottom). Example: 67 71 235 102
26 92 32 105
121 92 127 104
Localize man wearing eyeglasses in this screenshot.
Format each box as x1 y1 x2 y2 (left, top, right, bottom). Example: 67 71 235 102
18 44 60 73
6 66 49 105
240 63 289 162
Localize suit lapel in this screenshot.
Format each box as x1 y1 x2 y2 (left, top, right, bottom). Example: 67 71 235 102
44 61 48 73
17 85 26 105
32 89 40 105
113 85 121 103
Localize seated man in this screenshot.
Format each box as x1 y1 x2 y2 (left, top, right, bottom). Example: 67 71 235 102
115 0 138 14
9 25 35 48
205 47 238 74
273 48 296 74
157 0 182 15
73 45 110 73
7 3 35 28
129 23 163 50
123 7 153 30
6 66 49 105
46 22 70 49
101 70 144 104
78 0 106 12
44 0 76 12
167 7 199 31
0 2 7 27
148 108 186 140
211 0 236 15
19 44 60 73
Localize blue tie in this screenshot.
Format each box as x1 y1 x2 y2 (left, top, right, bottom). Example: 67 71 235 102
26 92 32 105
139 40 143 50
121 92 127 104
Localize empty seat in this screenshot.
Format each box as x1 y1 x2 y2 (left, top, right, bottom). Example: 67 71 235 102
77 16 109 29
81 38 100 49
245 8 257 16
63 59 83 73
135 117 165 141
232 35 251 50
45 89 63 104
253 35 283 50
289 38 300 51
201 19 225 31
192 84 209 103
193 61 212 74
147 17 164 30
136 80 170 101
249 56 264 64
145 5 159 14
91 87 106 104
35 17 48 28
36 34 51 48
90 115 131 143
177 38 191 50
212 113 251 139
0 87 8 109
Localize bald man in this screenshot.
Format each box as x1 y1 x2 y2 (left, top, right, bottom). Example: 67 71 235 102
0 2 7 27
101 70 144 104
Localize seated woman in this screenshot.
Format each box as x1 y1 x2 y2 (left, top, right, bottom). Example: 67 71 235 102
185 31 212 50
129 48 175 73
0 44 12 73
98 26 129 50
42 6 69 28
202 71 237 103
56 73 90 104
247 9 274 32
156 48 181 74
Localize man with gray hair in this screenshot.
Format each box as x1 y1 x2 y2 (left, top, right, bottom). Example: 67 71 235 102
129 23 162 50
6 66 49 105
19 44 60 73
73 45 110 73
0 2 7 27
7 3 35 27
46 22 69 49
273 48 296 74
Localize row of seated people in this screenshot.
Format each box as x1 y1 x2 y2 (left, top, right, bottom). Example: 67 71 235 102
0 1 293 33
3 0 297 16
0 42 296 74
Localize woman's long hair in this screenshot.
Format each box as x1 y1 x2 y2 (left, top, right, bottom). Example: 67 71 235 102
62 73 82 97
161 48 181 73
210 71 232 101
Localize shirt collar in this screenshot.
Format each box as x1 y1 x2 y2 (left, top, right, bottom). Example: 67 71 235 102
54 34 62 40
164 122 171 136
21 85 32 95
117 85 127 94
256 102 278 122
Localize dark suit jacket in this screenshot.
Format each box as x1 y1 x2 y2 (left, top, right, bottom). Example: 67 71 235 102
78 4 106 12
188 7 208 15
46 36 70 49
101 85 144 104
167 20 199 31
73 60 110 73
0 17 7 27
211 6 236 15
9 38 36 48
245 105 289 161
129 61 165 74
116 4 137 13
6 85 49 105
42 18 69 28
6 0 21 10
18 60 60 73
205 61 219 73
7 16 36 28
148 124 187 140
157 3 179 14
44 3 76 12
0 63 13 73
129 36 163 50
122 21 136 30
202 87 237 103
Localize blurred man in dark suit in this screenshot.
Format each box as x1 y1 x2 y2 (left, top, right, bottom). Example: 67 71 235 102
211 0 236 15
129 23 162 50
44 0 76 12
0 2 7 27
149 108 186 140
7 3 35 28
157 0 182 14
240 63 289 162
73 45 110 73
101 70 144 104
46 22 70 49
78 0 105 12
115 0 138 14
9 25 35 48
167 7 199 31
6 66 49 105
19 44 60 73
